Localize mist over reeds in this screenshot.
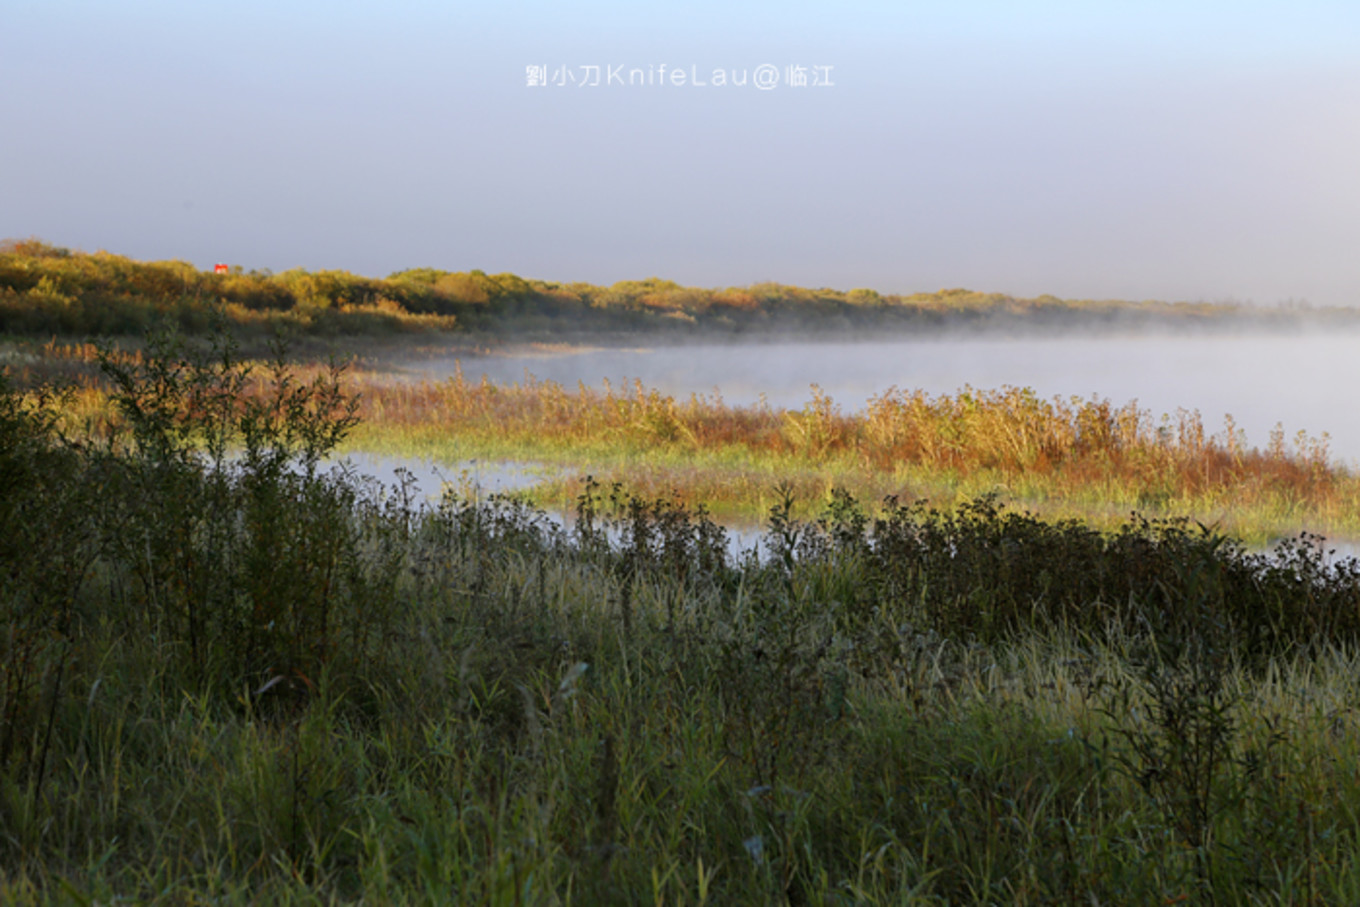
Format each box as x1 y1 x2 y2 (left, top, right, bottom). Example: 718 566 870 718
338 365 1350 544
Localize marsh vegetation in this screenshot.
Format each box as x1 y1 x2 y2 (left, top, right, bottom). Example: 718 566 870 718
8 331 1360 903
338 361 1349 547
9 243 1360 902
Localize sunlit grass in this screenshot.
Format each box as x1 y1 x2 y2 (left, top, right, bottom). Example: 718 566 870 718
338 366 1355 545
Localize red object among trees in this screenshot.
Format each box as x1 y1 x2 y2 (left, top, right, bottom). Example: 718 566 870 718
213 263 228 274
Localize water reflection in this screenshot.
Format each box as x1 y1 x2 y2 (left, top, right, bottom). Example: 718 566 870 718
334 452 561 499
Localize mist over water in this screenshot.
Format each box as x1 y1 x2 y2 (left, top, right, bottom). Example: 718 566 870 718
410 333 1360 468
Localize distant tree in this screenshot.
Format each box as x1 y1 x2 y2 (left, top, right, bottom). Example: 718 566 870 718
712 289 759 311
0 237 70 258
846 288 883 306
388 268 452 285
435 272 491 305
489 272 531 298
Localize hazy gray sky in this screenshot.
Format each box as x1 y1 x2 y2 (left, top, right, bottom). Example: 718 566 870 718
3 1 1357 305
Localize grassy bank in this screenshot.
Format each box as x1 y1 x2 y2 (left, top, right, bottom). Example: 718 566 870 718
9 335 1360 902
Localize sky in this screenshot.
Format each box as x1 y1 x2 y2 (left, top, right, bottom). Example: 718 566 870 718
2 1 1357 305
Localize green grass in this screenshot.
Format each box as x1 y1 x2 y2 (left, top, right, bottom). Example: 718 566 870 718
9 486 1360 903
13 330 1360 902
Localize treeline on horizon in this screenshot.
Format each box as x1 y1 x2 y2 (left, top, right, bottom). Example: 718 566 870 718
1 237 1350 339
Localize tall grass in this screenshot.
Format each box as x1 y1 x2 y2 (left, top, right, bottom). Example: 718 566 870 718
343 369 1353 542
10 336 1354 535
11 333 1360 902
